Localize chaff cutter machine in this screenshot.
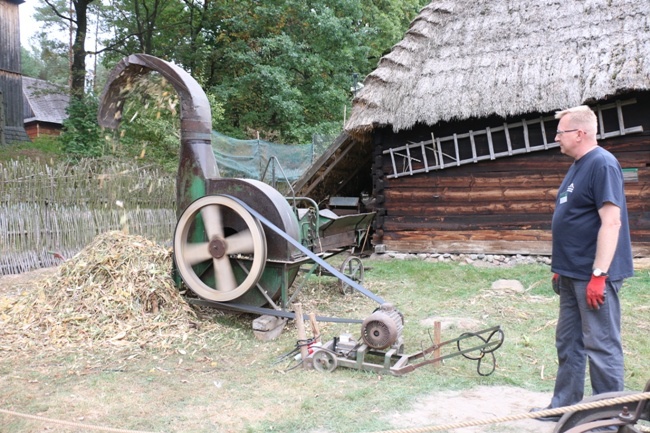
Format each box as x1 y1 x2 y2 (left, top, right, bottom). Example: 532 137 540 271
97 54 506 381
98 54 381 323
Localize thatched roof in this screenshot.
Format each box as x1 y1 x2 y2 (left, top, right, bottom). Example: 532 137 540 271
345 0 650 139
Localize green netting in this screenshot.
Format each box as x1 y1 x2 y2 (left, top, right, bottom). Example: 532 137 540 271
211 131 335 186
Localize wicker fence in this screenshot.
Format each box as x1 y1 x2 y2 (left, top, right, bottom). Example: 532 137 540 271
1 159 177 274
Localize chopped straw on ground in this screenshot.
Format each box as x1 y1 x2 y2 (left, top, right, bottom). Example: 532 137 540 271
0 231 223 355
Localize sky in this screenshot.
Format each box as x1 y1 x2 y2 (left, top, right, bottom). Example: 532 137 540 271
19 0 40 47
18 0 100 73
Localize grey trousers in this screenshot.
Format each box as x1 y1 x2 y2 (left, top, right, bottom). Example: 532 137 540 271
550 276 624 408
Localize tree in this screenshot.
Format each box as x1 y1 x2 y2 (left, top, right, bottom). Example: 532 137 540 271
21 37 69 85
360 0 429 63
52 0 430 144
31 0 429 143
100 0 186 61
40 0 96 97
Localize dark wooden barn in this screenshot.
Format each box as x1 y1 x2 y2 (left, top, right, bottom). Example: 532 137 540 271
0 0 30 145
295 0 650 257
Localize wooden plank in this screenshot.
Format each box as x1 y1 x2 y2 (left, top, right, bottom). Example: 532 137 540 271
617 100 625 134
380 238 650 257
486 127 495 160
383 201 556 216
541 117 549 150
384 187 559 202
504 123 512 155
430 132 439 168
384 229 551 242
597 104 606 138
405 142 414 175
383 216 552 231
523 118 531 152
421 140 430 173
386 172 567 188
470 130 478 163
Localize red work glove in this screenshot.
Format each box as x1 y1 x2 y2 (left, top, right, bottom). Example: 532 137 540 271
552 273 560 295
586 275 607 309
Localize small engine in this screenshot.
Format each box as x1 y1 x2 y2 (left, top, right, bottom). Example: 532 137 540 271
360 303 404 351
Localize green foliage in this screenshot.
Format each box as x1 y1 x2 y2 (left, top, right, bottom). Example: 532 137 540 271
100 74 225 173
21 36 69 86
30 0 430 145
97 0 429 143
196 0 365 142
361 0 429 62
59 95 104 158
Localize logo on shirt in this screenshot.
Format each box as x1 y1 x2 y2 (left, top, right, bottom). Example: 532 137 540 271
567 183 574 193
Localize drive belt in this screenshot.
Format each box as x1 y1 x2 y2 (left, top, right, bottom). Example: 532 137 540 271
187 194 387 323
226 194 386 305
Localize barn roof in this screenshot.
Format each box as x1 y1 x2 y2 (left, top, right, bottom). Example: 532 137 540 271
23 76 69 125
344 0 650 140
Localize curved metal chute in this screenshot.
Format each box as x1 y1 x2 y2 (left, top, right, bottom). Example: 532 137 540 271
97 54 301 307
97 53 219 215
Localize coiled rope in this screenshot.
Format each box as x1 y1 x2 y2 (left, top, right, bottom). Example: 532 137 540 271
0 408 163 433
371 391 650 433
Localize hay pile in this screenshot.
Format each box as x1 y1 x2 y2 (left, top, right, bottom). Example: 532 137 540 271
0 231 220 354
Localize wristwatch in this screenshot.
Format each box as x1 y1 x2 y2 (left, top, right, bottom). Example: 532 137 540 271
593 268 608 277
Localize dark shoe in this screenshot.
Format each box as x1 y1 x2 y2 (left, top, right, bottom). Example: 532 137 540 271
529 406 561 422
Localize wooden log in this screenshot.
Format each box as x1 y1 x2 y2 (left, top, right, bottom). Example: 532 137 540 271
383 229 553 242
292 303 310 369
383 239 553 255
383 216 552 231
387 173 567 189
385 201 556 215
384 188 559 202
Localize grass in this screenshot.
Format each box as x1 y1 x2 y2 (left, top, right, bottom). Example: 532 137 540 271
0 136 63 163
1 258 649 433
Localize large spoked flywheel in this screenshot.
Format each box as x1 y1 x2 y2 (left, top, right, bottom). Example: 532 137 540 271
174 195 268 302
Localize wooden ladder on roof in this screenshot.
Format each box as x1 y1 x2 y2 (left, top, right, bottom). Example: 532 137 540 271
384 99 644 179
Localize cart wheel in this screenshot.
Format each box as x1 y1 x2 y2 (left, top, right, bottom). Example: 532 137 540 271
312 349 338 372
340 255 364 295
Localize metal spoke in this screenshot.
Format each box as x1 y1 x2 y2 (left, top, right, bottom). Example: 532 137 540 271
183 242 212 266
213 257 237 292
200 203 224 239
225 229 255 255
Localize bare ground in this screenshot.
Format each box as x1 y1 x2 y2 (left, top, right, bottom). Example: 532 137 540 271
382 386 555 433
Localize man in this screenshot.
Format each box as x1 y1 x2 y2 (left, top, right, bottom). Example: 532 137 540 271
532 105 634 422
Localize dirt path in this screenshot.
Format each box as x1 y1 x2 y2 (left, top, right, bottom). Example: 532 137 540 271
382 386 555 433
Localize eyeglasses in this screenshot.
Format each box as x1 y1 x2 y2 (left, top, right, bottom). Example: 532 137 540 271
556 129 579 135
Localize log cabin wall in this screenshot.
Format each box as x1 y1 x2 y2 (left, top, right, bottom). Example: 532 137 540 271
24 122 63 139
371 91 650 257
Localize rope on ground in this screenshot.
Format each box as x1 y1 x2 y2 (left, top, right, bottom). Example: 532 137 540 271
371 391 650 433
0 408 163 433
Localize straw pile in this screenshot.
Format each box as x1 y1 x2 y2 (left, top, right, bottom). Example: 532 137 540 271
0 231 220 354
